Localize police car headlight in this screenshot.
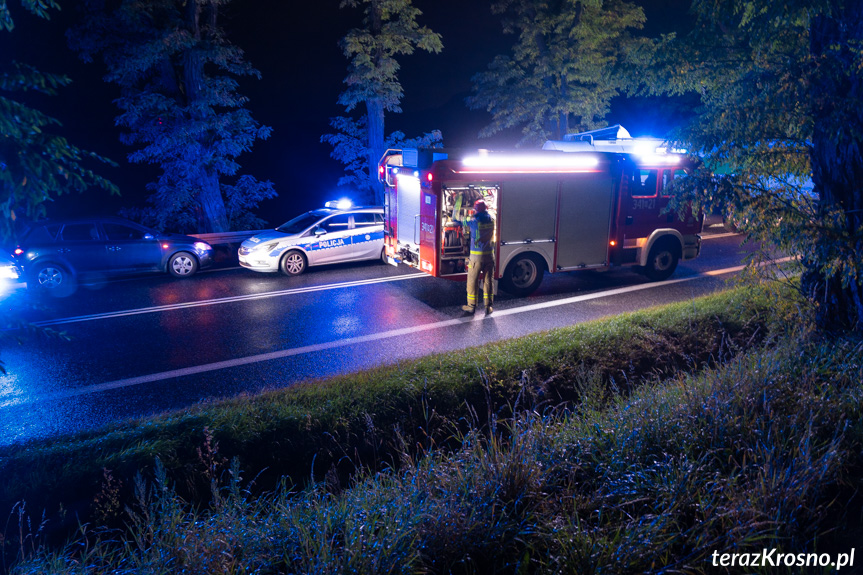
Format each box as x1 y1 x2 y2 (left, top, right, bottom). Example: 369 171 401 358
258 241 280 252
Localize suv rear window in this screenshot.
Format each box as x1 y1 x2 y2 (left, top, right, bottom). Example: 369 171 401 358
23 224 61 244
61 223 100 242
103 223 148 241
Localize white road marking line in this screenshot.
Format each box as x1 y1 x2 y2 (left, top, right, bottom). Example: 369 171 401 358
477 256 793 318
200 266 243 273
33 274 427 327
11 257 793 406
701 232 741 240
32 232 738 328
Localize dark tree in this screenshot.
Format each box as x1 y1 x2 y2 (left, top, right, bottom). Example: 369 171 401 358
640 0 863 332
329 0 442 204
1 1 118 241
468 0 647 145
322 115 441 198
806 2 863 330
70 0 275 233
1 0 112 374
1 0 59 31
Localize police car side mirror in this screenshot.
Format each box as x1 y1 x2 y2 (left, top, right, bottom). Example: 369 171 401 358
144 233 155 240
314 227 326 236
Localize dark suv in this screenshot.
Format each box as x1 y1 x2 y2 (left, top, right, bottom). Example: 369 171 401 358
13 217 214 296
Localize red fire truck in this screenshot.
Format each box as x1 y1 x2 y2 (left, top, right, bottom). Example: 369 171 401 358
378 130 702 296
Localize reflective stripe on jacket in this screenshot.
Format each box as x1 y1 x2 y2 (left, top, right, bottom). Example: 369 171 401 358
466 211 494 257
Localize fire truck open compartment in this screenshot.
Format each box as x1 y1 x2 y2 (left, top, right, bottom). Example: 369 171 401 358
439 185 499 276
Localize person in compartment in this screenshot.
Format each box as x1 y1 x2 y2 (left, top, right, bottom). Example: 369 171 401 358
455 199 495 315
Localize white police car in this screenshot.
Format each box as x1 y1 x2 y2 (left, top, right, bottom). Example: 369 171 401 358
238 202 385 276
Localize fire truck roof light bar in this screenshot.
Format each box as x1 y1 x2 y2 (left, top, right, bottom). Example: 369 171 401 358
460 154 600 173
635 154 682 165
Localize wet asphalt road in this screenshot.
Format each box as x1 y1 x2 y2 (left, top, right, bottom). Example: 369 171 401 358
0 226 760 445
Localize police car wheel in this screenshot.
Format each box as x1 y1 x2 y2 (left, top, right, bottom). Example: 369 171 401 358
280 250 307 276
168 252 198 278
380 248 388 264
644 240 679 281
501 253 544 296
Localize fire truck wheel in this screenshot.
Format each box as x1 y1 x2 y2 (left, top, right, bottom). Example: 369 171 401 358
280 250 307 276
644 239 680 281
501 252 545 296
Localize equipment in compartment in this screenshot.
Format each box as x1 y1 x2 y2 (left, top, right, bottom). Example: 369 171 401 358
439 185 499 276
442 225 463 255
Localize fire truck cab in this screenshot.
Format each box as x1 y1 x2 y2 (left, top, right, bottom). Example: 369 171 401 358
379 128 702 296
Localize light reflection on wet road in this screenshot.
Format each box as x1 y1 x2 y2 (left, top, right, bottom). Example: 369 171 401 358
0 233 762 445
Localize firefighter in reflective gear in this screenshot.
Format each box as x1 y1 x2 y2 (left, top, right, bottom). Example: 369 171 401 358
457 199 495 315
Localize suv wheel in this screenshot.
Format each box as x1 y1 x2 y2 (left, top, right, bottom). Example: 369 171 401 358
168 251 198 278
30 262 76 297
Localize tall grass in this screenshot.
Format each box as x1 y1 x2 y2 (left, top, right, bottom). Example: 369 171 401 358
0 286 774 553
9 328 862 573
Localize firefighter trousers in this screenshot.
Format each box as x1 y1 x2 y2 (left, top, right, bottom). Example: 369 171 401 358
466 255 494 309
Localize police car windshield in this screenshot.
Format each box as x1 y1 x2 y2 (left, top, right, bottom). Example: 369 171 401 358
276 210 330 234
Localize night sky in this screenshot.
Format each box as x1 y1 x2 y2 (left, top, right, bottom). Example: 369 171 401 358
2 0 690 228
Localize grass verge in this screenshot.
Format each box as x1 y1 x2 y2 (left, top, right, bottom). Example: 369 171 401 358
8 291 863 573
1 286 774 566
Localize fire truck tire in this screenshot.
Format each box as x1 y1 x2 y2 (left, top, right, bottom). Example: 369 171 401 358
280 250 307 276
643 239 680 281
501 252 545 296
